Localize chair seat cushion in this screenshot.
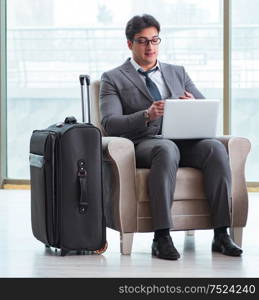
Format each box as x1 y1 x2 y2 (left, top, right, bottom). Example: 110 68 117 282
136 167 206 202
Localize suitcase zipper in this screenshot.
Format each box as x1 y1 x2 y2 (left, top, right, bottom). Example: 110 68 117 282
49 132 59 246
55 132 62 246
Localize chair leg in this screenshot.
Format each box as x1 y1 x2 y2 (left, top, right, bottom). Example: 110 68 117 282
120 233 134 255
229 227 243 247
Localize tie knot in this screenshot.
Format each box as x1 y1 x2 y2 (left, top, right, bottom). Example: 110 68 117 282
138 66 158 78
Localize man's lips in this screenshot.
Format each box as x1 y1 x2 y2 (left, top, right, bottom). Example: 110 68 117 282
144 52 156 57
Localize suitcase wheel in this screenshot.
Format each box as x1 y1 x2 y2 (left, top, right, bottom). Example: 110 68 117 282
94 241 108 255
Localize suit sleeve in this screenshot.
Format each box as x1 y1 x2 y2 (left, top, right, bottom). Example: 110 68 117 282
99 72 147 136
183 67 205 99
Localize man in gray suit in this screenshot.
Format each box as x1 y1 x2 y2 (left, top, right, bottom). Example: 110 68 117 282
100 14 242 260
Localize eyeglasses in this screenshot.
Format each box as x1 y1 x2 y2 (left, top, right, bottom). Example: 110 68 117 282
133 36 161 46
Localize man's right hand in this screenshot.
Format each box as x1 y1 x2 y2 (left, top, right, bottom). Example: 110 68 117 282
147 100 165 121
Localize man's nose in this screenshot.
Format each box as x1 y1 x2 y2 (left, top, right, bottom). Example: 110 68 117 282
146 42 154 49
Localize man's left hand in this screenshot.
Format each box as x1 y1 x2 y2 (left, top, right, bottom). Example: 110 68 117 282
179 91 194 99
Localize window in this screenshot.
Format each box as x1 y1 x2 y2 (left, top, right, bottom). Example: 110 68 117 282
7 0 223 179
232 0 259 182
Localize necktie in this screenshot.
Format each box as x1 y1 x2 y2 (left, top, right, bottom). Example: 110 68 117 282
138 67 162 101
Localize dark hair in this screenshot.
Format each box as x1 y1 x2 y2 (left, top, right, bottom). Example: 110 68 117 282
125 14 160 41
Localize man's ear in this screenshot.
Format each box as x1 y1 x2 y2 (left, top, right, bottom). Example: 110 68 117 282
127 40 133 50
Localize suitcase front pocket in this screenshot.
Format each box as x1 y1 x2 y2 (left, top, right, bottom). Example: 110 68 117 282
30 153 49 244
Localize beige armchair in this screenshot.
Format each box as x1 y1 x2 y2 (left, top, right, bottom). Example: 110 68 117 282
90 80 251 255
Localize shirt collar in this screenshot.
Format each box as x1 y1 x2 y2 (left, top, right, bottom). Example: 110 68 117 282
130 58 160 72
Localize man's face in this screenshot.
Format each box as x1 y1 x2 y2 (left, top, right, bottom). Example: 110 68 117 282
127 26 160 69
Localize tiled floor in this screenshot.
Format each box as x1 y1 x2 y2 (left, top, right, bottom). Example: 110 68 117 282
0 190 259 278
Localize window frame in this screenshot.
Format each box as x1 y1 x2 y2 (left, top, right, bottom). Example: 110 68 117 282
0 0 7 187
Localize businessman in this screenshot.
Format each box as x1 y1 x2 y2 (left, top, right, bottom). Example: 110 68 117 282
100 14 242 260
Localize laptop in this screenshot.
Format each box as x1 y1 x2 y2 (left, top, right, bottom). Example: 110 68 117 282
161 99 220 139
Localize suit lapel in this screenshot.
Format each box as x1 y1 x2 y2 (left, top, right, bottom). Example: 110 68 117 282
159 62 176 99
119 59 153 102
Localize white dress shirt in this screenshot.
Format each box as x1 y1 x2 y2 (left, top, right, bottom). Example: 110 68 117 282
130 58 171 100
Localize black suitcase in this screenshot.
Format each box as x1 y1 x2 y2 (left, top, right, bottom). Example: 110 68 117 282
29 75 107 256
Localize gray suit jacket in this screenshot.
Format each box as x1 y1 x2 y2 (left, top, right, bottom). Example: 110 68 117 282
99 58 205 143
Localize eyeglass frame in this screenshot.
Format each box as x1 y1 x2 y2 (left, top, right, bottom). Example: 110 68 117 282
132 36 162 46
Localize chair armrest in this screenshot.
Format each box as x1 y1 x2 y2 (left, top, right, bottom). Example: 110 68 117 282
102 137 137 232
216 136 251 227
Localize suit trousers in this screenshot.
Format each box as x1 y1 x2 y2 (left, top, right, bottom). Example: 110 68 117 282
134 137 232 231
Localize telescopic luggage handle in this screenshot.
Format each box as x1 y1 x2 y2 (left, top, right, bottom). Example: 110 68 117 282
79 75 91 123
79 74 90 86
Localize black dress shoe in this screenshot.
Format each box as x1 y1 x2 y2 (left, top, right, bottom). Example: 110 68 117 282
212 233 243 257
152 235 180 260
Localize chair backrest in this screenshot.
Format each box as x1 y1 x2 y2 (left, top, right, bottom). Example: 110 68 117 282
89 80 106 136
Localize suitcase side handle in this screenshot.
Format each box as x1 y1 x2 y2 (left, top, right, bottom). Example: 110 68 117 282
77 159 88 214
64 116 77 124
